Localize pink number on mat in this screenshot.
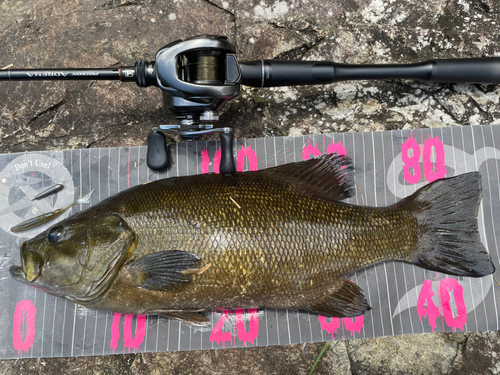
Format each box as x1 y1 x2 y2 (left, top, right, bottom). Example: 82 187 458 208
12 300 37 355
209 310 233 347
326 140 347 157
416 280 441 332
440 278 467 332
236 145 258 172
110 313 146 353
201 147 210 174
123 314 146 352
343 315 364 336
318 316 341 339
201 146 222 174
302 139 321 160
235 309 259 346
214 147 221 174
402 133 421 184
110 313 121 354
423 135 447 182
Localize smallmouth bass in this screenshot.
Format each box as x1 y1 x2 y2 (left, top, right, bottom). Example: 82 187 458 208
10 155 495 326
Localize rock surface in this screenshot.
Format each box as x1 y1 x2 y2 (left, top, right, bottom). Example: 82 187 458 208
2 332 500 374
1 0 500 373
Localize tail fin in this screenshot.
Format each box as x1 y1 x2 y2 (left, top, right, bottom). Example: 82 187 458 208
403 172 495 277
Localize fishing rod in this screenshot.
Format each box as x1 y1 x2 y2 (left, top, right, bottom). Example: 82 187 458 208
2 35 500 171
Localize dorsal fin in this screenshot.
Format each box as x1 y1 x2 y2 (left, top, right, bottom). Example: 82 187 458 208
263 154 355 201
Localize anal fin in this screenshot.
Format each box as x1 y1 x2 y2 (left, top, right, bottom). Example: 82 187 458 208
309 278 371 317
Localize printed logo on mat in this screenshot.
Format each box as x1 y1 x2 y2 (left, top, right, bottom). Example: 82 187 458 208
0 154 75 238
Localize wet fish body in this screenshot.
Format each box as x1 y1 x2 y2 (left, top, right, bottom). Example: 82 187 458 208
10 155 495 326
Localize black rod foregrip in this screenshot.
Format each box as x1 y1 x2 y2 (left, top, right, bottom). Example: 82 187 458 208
240 58 500 87
430 58 500 83
0 68 121 81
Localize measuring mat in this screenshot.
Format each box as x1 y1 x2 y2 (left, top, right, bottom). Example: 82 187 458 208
1 125 500 358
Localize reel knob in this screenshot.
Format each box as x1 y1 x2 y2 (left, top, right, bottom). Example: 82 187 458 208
219 132 236 175
147 131 169 170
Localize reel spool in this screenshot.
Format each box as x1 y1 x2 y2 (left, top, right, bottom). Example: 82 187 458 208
184 50 225 85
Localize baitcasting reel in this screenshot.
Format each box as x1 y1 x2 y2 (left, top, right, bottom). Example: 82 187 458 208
145 36 241 172
2 35 500 171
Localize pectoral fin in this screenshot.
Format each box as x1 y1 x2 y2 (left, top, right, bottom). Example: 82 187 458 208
129 250 202 292
149 310 211 327
309 278 371 317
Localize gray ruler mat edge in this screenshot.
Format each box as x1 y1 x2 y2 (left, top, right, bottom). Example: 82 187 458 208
0 125 499 358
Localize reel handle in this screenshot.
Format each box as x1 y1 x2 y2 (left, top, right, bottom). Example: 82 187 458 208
146 129 236 174
146 131 169 170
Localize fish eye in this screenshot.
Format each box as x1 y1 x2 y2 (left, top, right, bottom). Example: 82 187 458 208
48 227 62 243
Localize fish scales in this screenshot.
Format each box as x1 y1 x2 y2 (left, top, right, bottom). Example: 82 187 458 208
10 155 495 326
87 172 415 311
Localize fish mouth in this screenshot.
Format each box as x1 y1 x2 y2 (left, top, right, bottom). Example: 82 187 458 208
10 242 43 284
10 242 27 282
9 265 28 283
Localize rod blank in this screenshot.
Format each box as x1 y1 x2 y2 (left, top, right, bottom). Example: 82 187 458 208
0 68 121 81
